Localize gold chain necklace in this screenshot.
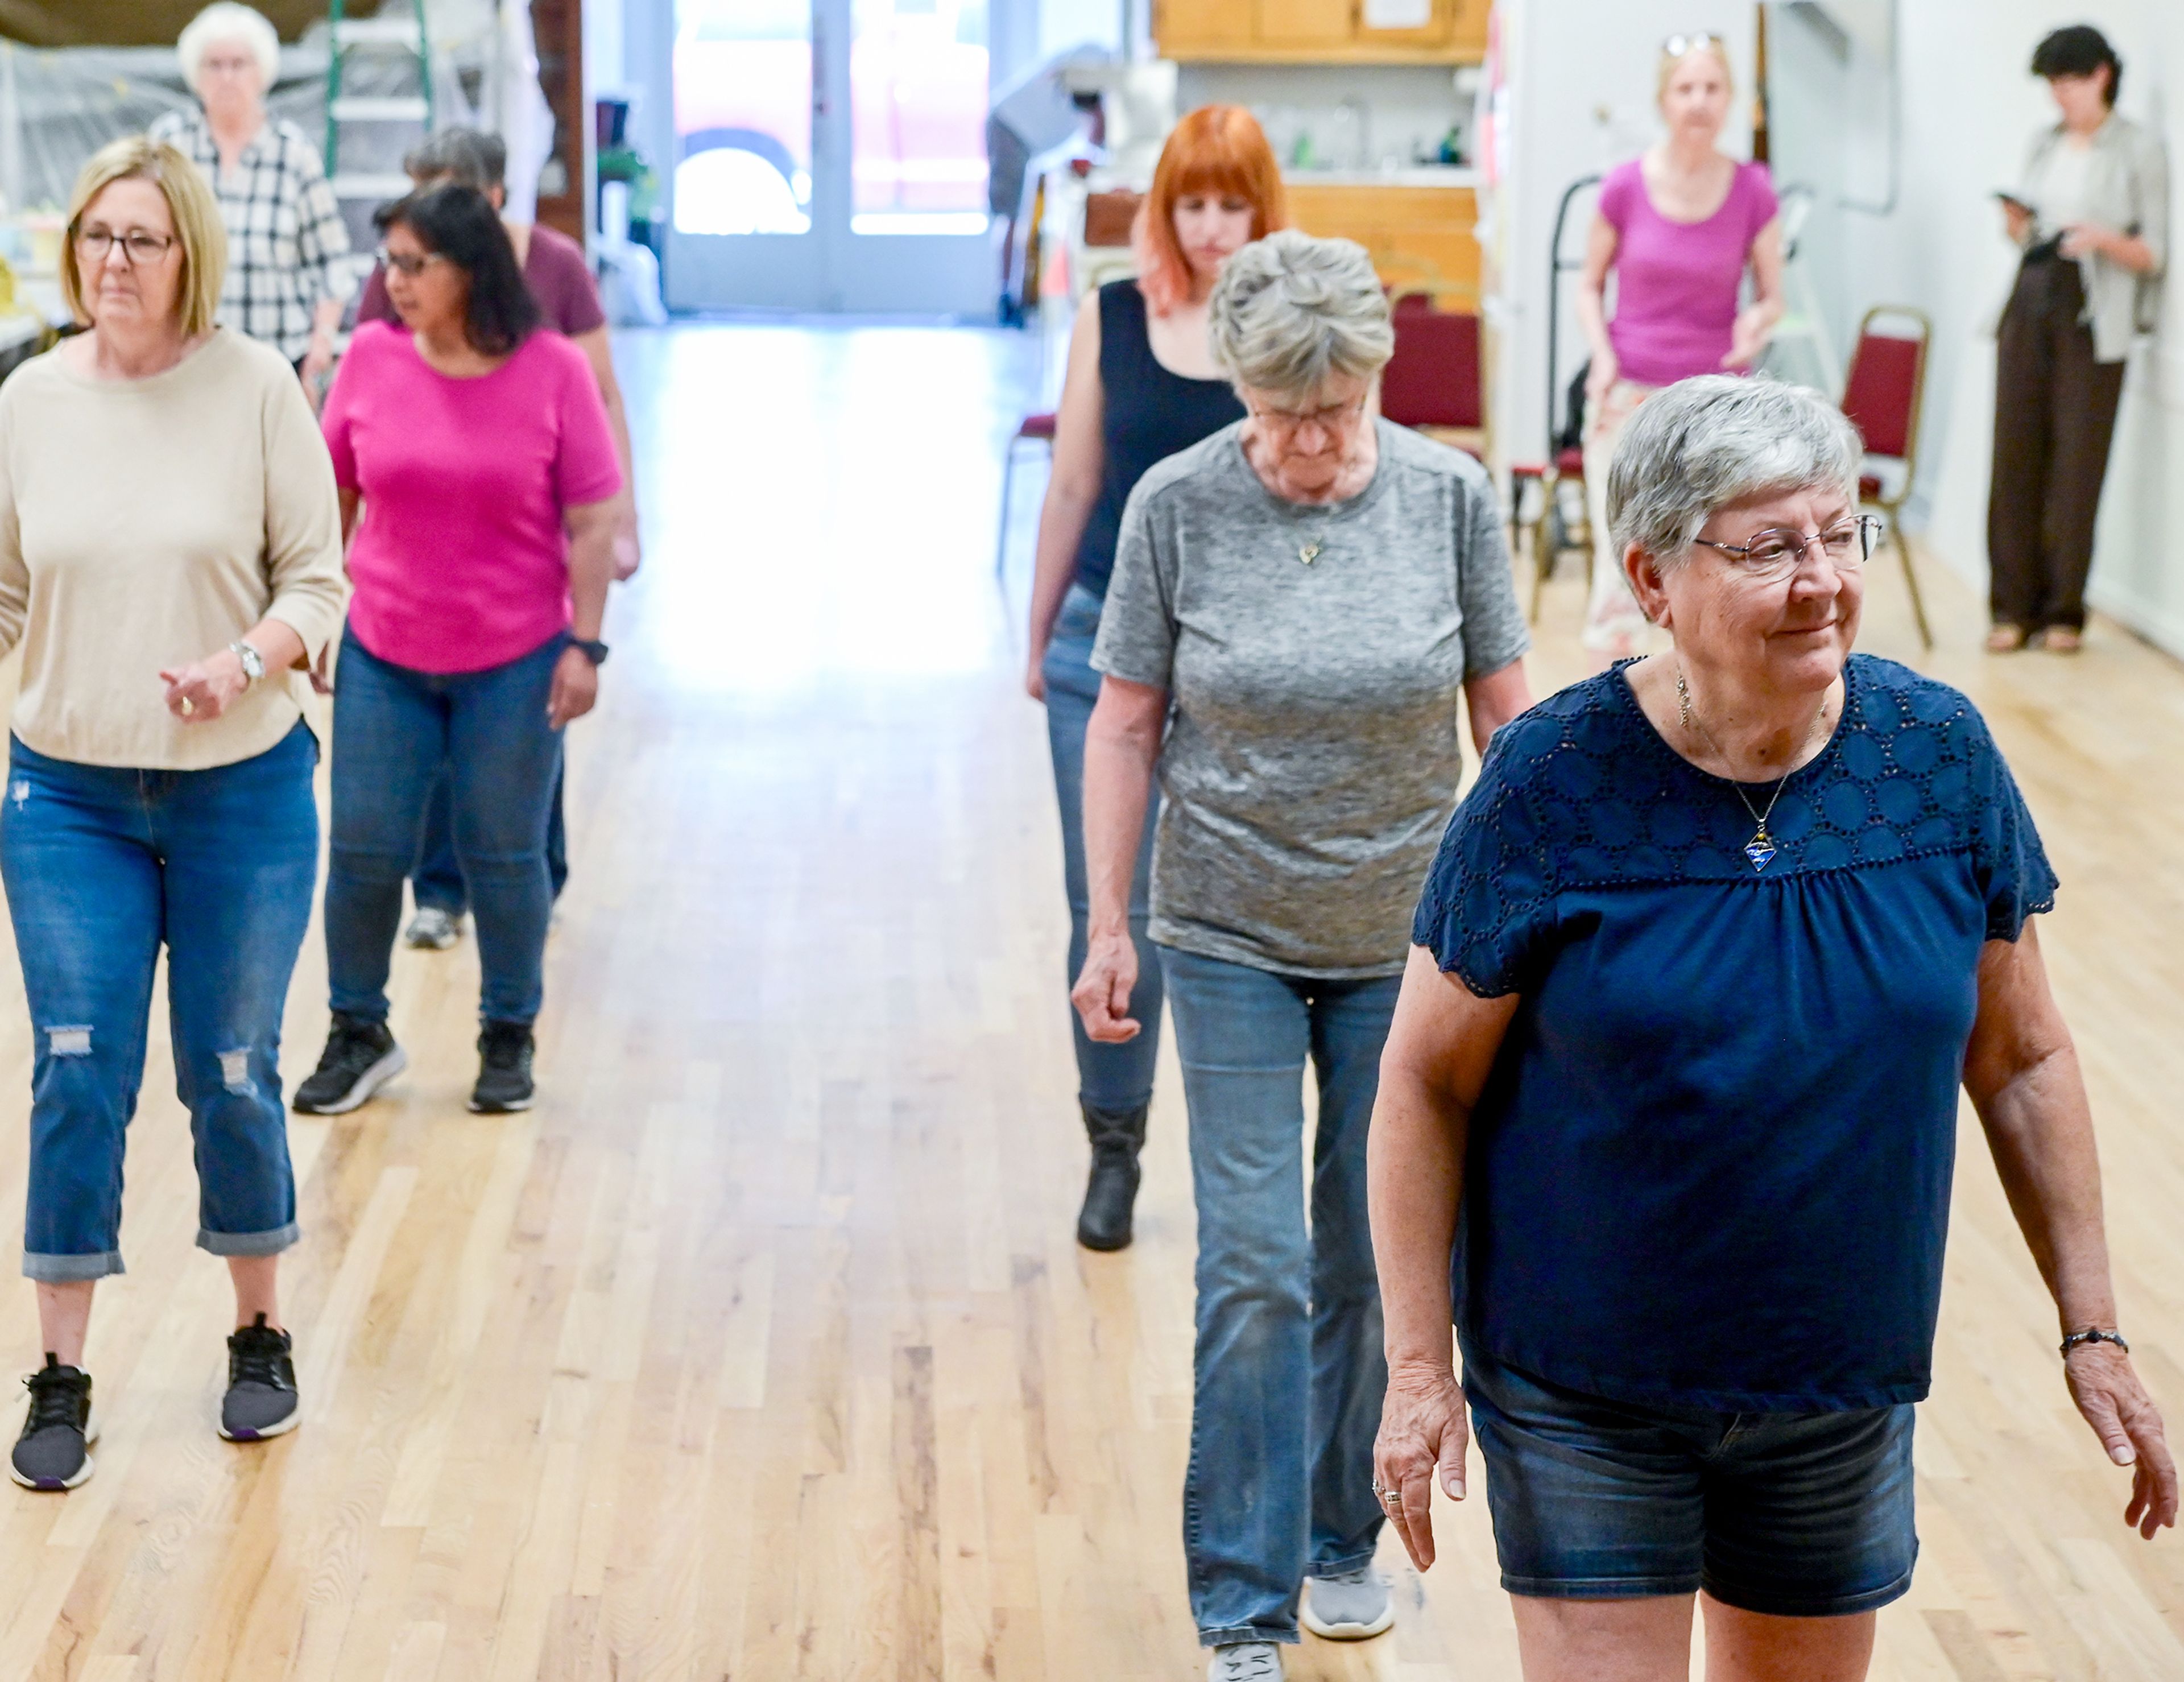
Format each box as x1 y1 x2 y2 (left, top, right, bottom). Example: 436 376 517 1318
1674 666 1831 873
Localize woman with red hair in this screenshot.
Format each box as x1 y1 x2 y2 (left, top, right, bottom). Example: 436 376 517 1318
1024 106 1285 1254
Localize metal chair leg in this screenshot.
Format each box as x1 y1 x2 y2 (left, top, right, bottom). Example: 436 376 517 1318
1887 504 1934 651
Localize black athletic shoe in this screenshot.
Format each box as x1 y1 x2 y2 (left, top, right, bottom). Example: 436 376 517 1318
10 1355 96 1491
220 1313 300 1442
292 1012 407 1114
469 1020 536 1113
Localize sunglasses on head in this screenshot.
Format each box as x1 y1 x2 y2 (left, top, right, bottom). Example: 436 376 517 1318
1663 31 1728 56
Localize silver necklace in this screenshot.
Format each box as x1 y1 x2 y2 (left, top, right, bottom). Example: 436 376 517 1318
1674 665 1831 873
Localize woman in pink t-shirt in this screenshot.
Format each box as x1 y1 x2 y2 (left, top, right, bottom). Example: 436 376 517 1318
300 184 622 1118
1574 35 1784 658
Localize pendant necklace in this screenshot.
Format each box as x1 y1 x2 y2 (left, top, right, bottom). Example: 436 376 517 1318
1296 527 1329 565
1675 665 1830 873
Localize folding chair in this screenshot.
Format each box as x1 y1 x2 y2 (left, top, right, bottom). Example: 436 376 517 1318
1839 307 1934 651
1380 287 1484 459
996 411 1057 577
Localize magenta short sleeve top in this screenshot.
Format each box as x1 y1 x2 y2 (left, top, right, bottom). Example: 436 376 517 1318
1598 158 1779 388
321 321 623 673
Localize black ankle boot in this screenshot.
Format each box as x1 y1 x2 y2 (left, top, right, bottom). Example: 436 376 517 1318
1077 1103 1148 1251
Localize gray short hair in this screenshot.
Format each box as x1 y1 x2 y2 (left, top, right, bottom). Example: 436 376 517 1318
406 128 510 193
1208 230 1394 399
1606 376 1862 565
177 3 280 94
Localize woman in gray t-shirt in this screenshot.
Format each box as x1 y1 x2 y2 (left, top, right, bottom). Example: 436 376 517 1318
1072 230 1532 1675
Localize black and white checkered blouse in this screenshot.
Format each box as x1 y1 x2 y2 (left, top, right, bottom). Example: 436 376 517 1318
148 110 355 363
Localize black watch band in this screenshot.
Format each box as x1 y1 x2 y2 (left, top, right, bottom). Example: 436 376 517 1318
2061 1328 2130 1358
572 638 610 667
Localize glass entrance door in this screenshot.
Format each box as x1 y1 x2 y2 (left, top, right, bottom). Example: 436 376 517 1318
665 0 993 313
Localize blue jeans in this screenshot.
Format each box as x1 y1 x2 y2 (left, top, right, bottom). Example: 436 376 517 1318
1159 944 1401 1647
1043 584 1161 1111
325 626 565 1026
412 763 569 914
1462 1343 1918 1617
1 725 319 1281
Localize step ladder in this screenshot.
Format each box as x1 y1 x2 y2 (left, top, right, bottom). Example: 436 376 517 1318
324 0 434 207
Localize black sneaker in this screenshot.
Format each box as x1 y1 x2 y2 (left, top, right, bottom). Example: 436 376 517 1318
292 1012 407 1114
470 1020 535 1113
221 1313 299 1442
11 1355 96 1490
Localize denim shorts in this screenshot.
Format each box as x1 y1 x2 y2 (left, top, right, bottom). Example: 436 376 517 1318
1462 1344 1917 1617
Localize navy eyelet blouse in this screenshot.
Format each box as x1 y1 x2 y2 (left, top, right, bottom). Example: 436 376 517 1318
1412 655 2058 1412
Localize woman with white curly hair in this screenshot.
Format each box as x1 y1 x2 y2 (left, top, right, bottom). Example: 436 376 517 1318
150 3 354 394
1073 228 1532 1679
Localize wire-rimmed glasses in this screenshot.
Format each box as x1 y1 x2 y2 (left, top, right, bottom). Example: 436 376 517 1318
1691 515 1884 584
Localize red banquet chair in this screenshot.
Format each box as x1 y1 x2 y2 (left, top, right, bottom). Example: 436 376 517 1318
1379 287 1484 458
996 410 1057 577
1839 306 1934 650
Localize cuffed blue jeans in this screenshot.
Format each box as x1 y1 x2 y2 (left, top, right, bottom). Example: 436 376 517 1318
1043 584 1161 1111
325 626 564 1027
412 762 569 914
1159 944 1399 1647
1 724 318 1281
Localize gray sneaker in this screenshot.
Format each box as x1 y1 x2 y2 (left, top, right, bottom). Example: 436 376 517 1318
1207 1643 1283 1681
220 1313 300 1442
404 906 462 950
10 1356 97 1490
1301 1565 1393 1639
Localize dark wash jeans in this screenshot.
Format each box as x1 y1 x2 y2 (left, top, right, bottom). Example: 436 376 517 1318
1 723 319 1280
1158 944 1399 1647
411 762 568 915
326 625 565 1027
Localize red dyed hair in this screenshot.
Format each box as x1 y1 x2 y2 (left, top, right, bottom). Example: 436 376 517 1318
1131 105 1287 316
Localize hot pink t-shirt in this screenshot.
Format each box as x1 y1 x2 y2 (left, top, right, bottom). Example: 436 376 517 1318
322 320 622 673
1598 158 1778 387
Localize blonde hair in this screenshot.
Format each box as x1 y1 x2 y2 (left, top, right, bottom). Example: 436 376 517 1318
1657 38 1734 104
177 3 281 94
63 138 228 336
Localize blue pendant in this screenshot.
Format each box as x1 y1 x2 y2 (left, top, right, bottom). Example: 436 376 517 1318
1744 831 1778 872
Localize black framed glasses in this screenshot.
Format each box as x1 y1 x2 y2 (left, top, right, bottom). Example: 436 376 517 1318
1692 515 1883 582
75 227 176 266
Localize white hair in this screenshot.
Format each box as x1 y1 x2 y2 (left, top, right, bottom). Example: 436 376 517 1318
1606 376 1862 567
1208 229 1395 401
177 3 280 95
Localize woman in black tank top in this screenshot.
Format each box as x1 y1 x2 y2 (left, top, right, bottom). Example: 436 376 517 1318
1020 106 1285 1253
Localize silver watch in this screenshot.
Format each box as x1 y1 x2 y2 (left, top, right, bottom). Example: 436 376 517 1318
229 640 265 685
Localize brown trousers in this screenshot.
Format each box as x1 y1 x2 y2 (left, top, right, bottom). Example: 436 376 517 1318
1987 258 2127 633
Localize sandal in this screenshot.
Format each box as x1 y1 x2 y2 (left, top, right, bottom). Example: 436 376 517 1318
1984 623 2028 653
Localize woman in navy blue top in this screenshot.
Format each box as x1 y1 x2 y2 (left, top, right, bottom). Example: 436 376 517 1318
1368 378 2175 1680
1021 106 1283 1253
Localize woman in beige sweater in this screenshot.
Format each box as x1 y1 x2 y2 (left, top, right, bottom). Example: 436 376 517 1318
0 138 345 1491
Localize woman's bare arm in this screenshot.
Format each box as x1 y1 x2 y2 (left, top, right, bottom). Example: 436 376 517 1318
1963 921 2177 1539
1462 659 1533 756
1370 948 1520 1568
1069 675 1166 1042
1025 301 1108 696
1725 214 1786 368
1574 213 1620 400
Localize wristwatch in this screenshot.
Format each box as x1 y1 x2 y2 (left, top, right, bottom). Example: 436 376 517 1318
228 640 265 685
571 639 610 666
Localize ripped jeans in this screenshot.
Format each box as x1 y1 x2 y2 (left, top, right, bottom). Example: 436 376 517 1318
0 724 320 1282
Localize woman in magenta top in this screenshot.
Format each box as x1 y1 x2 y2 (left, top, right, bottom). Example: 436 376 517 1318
295 183 622 1119
1575 33 1783 658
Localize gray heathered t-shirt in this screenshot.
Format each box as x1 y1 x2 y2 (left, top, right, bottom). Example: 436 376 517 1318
1093 418 1531 978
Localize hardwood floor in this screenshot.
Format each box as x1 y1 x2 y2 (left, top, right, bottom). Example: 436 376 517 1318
0 322 2178 1679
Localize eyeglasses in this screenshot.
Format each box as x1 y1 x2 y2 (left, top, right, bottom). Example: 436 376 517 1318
1663 31 1728 56
75 227 176 266
376 245 449 278
1691 515 1883 582
1247 394 1369 435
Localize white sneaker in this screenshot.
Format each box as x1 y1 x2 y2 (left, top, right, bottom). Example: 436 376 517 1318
403 907 461 950
1207 1642 1283 1681
1301 1566 1394 1639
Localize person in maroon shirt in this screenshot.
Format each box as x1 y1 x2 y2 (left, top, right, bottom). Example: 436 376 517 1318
354 128 640 949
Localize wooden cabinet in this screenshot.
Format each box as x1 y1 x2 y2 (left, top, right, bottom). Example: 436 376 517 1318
1284 183 1479 298
1155 0 1489 62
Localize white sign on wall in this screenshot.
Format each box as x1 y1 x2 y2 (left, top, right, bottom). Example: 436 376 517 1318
1363 0 1434 29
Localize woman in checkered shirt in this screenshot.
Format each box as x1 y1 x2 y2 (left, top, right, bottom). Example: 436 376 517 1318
151 4 354 395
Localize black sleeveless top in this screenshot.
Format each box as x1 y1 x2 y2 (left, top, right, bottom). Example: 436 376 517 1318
1073 280 1244 600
